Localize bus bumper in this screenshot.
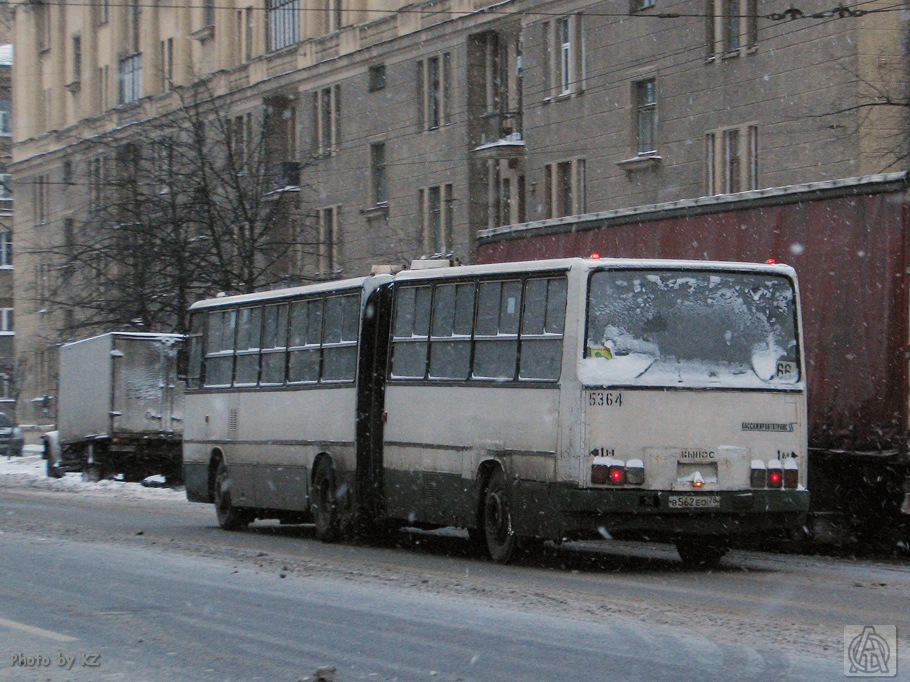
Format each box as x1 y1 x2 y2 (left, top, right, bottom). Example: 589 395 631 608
513 483 809 541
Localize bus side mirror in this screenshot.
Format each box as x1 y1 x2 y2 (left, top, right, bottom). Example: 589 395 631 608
176 345 189 381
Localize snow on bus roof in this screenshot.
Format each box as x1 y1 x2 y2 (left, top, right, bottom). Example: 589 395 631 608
189 257 796 310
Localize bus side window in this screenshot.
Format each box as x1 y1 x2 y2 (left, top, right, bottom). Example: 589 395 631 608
322 294 358 382
260 304 289 385
234 306 262 385
204 309 236 387
428 283 474 380
288 299 322 383
185 313 204 388
473 280 521 380
520 277 567 381
391 286 432 379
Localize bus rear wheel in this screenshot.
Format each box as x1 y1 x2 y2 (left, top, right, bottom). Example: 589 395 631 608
214 459 250 531
312 459 340 542
675 538 728 568
483 468 517 564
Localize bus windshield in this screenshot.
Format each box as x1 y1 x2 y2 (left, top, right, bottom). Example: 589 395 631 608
582 268 800 388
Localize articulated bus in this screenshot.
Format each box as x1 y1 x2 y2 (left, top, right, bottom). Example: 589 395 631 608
183 257 808 565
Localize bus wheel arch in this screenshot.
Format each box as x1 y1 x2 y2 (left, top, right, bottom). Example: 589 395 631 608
211 451 250 531
475 461 518 564
311 454 341 542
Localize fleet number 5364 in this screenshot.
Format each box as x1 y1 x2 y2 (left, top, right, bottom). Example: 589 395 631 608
588 391 623 407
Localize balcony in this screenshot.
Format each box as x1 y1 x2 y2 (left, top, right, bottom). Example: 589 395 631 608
473 110 524 159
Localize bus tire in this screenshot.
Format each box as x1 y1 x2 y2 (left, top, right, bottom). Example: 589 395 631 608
675 538 728 568
312 459 340 542
214 459 250 531
483 468 517 564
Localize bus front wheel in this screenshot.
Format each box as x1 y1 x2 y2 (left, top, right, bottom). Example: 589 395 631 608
312 459 340 542
483 468 517 564
214 459 250 531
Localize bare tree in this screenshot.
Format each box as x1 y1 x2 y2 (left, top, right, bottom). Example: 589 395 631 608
31 84 320 338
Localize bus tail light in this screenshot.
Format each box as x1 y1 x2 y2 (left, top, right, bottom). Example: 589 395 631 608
608 466 626 485
783 459 799 489
767 460 783 488
591 457 645 486
625 459 645 485
591 463 610 485
750 460 767 488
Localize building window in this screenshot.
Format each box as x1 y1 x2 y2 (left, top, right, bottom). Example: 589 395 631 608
0 100 10 137
0 309 13 335
488 160 526 228
119 53 143 104
32 175 49 226
543 15 585 99
544 159 585 219
369 64 386 92
313 85 341 155
96 0 110 26
635 78 657 155
0 175 10 200
417 54 451 131
633 0 656 9
245 7 254 61
203 0 216 27
0 233 12 267
161 38 174 90
267 0 300 52
72 36 82 84
419 184 453 255
707 0 757 57
325 0 343 32
98 65 110 111
318 206 340 274
36 3 50 52
706 124 758 194
89 157 106 210
370 142 387 205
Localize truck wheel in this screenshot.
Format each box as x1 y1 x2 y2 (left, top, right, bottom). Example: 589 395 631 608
675 538 728 568
311 459 340 542
213 459 250 531
83 464 105 483
483 468 517 564
46 458 63 479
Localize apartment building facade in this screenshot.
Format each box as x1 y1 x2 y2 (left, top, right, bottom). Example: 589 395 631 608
11 0 908 419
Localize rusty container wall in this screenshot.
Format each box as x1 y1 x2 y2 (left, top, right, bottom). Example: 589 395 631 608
478 185 910 456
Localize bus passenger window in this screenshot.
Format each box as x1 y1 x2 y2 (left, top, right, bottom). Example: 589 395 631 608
288 299 322 383
322 294 358 382
260 304 289 385
429 283 474 380
234 306 262 385
519 277 567 381
204 309 236 387
391 286 431 379
473 281 521 380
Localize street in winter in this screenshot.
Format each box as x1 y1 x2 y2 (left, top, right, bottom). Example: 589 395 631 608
0 454 907 682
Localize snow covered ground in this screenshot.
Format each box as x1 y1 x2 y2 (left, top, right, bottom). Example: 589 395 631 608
0 446 186 501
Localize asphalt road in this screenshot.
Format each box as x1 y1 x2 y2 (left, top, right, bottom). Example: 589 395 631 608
0 485 906 681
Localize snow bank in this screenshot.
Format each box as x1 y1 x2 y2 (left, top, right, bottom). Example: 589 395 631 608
0 452 186 501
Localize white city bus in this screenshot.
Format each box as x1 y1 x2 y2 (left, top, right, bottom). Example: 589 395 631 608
183 257 808 565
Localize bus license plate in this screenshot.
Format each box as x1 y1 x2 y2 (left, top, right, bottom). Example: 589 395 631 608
668 495 720 509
